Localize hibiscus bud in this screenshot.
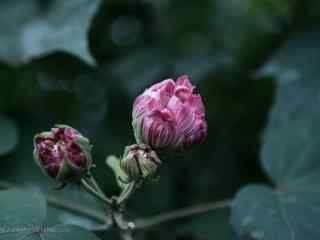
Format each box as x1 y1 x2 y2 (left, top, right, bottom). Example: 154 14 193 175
33 125 92 183
120 144 161 181
132 75 207 151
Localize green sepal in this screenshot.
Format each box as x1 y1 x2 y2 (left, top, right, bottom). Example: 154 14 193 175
53 124 73 129
34 131 54 140
33 147 47 176
74 136 93 169
106 155 130 189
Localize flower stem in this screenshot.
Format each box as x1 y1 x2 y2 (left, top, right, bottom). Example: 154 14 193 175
81 179 112 205
117 181 137 205
87 175 105 196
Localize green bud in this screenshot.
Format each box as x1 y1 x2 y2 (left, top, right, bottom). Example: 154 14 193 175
120 144 161 182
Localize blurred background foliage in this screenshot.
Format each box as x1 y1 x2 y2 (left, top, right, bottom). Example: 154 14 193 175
0 0 319 239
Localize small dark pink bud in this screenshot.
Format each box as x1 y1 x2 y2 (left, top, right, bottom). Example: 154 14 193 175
132 75 207 151
33 125 92 183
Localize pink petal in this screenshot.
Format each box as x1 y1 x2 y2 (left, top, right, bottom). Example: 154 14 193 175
166 95 183 113
174 86 193 102
67 142 84 167
176 75 194 90
150 108 174 122
175 75 196 102
175 104 196 139
183 120 207 148
145 79 175 107
52 127 65 141
64 127 80 141
133 95 153 119
132 75 207 151
149 79 175 92
148 117 176 148
188 94 205 117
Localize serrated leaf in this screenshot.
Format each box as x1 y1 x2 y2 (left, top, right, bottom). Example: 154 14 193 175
0 0 100 66
0 114 19 156
231 31 320 240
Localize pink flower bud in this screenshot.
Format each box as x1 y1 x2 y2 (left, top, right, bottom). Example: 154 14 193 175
33 125 92 183
132 75 207 151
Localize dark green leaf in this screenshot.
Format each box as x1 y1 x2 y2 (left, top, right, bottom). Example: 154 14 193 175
0 189 46 240
0 189 102 240
231 31 320 240
0 0 100 65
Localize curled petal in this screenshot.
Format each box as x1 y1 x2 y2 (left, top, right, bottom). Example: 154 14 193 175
183 119 208 149
146 79 176 107
33 125 92 182
149 79 175 93
188 94 206 117
175 75 195 102
132 75 207 151
133 95 153 120
176 75 194 90
66 142 85 167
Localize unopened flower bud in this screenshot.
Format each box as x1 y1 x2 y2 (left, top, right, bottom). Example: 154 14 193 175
120 144 161 181
132 75 207 151
33 125 92 183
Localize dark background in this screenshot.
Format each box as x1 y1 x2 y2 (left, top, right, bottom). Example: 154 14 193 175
0 0 318 239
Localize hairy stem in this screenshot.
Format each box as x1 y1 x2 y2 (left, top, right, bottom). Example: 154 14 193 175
81 179 112 205
87 175 105 196
117 181 137 205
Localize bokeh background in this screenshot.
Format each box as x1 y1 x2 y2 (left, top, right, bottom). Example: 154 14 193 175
0 0 319 239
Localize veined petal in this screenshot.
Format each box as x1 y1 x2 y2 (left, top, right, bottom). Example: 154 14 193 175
133 95 153 119
183 120 207 148
188 94 206 117
145 79 175 107
132 75 207 151
149 79 176 92
33 125 92 182
175 75 195 102
176 75 194 90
